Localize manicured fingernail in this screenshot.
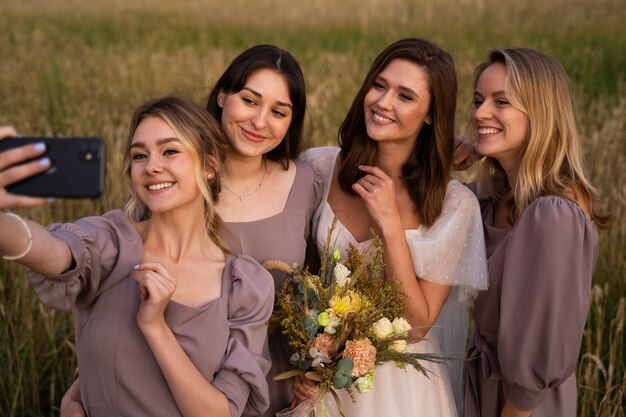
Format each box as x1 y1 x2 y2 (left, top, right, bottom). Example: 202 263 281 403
39 157 51 167
34 142 46 152
133 264 140 269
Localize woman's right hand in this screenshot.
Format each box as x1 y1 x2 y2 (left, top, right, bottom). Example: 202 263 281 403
0 125 52 208
291 374 318 404
131 262 177 333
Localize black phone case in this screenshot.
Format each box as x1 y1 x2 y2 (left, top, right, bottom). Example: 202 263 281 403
0 137 106 198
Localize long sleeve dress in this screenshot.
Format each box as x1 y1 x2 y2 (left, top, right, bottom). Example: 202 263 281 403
27 209 274 417
221 159 323 417
301 147 489 417
464 195 599 417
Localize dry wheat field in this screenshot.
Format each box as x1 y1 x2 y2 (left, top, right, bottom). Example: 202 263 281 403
0 0 624 415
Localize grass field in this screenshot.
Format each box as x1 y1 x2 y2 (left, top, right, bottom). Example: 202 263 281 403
0 0 624 415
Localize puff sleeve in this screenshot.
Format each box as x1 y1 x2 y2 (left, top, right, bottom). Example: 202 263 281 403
26 209 142 311
406 180 489 302
300 146 340 234
497 197 599 410
300 146 337 194
212 255 274 417
299 159 325 243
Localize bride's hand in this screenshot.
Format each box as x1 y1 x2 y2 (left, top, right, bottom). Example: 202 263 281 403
352 165 402 233
0 125 52 208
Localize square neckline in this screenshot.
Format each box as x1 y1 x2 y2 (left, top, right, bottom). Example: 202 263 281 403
223 160 303 225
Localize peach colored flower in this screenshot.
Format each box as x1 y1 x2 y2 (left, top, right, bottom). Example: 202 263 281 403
342 338 377 377
310 332 338 356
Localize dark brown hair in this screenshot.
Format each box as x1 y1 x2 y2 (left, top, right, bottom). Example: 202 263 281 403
205 44 306 169
337 38 457 226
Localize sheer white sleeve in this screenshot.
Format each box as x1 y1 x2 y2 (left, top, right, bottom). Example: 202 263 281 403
405 180 488 412
299 146 338 195
299 146 340 238
405 180 488 304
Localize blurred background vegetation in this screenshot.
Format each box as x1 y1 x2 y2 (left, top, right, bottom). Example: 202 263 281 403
0 0 624 415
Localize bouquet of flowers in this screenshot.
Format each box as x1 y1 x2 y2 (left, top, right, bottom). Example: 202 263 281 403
264 220 443 417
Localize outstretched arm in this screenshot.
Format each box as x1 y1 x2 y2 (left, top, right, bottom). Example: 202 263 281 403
0 212 73 275
0 126 71 273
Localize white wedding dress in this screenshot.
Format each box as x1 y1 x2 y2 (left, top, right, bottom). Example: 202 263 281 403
300 147 488 417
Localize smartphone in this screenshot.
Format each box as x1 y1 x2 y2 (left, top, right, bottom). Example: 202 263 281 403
0 136 106 198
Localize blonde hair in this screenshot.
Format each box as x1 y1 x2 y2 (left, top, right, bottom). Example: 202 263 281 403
122 95 230 250
475 48 608 227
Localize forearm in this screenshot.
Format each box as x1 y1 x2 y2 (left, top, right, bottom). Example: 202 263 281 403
0 212 72 274
380 226 439 336
141 321 231 417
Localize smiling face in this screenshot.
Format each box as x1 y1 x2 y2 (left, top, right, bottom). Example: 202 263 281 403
363 58 432 146
217 68 293 160
129 116 206 214
472 62 529 168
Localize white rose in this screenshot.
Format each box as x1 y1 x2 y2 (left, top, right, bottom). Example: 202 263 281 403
392 317 412 336
389 339 408 353
333 263 352 288
371 317 394 339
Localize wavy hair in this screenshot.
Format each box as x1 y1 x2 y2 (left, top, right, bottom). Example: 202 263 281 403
205 44 306 169
475 48 608 227
123 95 230 251
336 38 457 226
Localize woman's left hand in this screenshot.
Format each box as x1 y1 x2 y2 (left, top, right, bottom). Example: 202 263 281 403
131 262 176 331
352 165 401 230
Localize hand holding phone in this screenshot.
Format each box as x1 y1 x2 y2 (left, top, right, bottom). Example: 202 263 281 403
0 127 52 208
0 136 106 199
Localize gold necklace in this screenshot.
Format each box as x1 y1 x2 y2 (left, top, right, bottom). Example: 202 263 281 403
222 164 268 203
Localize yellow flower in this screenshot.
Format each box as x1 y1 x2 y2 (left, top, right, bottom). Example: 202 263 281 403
330 291 362 317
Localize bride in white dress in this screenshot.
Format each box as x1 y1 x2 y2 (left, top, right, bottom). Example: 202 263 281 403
298 38 488 417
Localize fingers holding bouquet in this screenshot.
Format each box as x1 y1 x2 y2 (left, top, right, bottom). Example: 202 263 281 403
292 373 318 403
